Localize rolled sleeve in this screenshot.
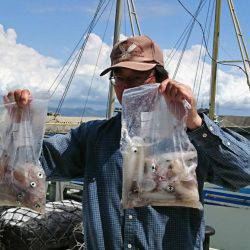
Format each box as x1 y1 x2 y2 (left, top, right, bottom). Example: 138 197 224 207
188 114 250 190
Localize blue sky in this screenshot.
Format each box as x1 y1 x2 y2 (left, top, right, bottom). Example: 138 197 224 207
0 0 249 115
1 0 250 61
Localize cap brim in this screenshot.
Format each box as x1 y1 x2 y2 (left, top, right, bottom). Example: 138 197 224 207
100 61 157 76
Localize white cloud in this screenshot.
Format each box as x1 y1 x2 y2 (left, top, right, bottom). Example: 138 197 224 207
0 24 249 115
0 24 60 94
164 44 250 113
0 25 111 104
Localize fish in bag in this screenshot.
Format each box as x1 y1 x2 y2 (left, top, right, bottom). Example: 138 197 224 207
0 93 49 213
121 83 202 210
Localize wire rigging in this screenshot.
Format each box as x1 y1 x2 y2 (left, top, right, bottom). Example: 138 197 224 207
177 0 249 132
164 19 195 67
48 1 107 94
49 0 110 98
164 11 202 67
80 0 114 121
51 0 110 115
172 0 206 79
123 0 127 36
177 0 248 77
192 0 212 94
196 0 215 105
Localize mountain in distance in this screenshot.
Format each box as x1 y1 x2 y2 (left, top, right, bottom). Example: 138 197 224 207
48 106 106 117
47 98 109 117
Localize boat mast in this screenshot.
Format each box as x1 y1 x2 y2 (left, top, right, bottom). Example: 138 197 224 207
226 0 250 89
127 0 141 36
106 0 123 119
209 0 222 121
209 0 250 120
106 0 141 119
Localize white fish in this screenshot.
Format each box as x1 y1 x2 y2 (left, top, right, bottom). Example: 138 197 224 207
0 152 46 213
122 143 202 209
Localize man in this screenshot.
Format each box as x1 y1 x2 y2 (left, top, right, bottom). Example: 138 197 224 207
6 35 250 250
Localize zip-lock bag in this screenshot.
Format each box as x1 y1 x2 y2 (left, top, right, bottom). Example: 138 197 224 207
0 93 49 213
121 83 202 210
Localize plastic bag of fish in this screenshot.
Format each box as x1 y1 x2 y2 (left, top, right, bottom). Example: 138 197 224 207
0 92 49 213
121 83 202 210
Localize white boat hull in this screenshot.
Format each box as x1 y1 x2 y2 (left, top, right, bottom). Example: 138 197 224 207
204 183 250 250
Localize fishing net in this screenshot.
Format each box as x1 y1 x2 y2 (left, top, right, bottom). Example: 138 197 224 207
121 83 202 209
0 200 85 250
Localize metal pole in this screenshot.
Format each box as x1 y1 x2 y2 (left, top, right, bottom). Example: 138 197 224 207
130 0 142 35
227 0 250 89
106 0 123 119
209 0 222 121
127 0 135 36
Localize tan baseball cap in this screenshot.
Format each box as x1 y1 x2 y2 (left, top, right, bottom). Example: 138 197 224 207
100 35 164 76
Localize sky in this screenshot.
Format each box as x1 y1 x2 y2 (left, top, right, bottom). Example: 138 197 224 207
0 0 249 116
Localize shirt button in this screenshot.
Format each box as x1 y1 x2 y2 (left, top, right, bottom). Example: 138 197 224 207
128 215 133 220
128 244 132 249
202 133 207 138
227 141 231 146
209 126 213 131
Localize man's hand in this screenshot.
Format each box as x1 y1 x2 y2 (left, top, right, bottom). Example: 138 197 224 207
3 89 32 123
4 89 32 107
158 79 202 131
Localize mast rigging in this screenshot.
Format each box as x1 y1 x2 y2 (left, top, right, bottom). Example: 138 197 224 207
106 0 142 118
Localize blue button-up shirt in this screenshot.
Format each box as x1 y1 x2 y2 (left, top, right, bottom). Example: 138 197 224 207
40 113 250 250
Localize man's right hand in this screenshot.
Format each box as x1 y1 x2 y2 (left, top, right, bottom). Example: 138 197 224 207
4 89 32 108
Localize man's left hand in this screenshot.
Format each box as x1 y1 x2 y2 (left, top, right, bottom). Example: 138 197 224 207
158 79 202 131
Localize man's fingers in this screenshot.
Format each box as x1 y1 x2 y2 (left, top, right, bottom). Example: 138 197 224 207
3 95 10 105
4 89 32 107
162 80 179 100
159 79 170 93
7 91 15 103
20 89 31 106
159 79 195 110
14 89 22 105
164 81 175 101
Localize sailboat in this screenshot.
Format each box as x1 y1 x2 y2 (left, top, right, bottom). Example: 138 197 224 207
44 0 250 249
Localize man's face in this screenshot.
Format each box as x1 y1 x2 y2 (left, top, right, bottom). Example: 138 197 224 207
113 68 156 103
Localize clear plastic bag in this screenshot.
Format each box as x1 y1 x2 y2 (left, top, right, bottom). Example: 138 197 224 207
121 83 202 210
0 92 49 213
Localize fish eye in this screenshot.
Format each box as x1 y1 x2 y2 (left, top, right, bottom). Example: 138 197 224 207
30 181 37 188
37 172 44 178
34 203 41 208
17 192 24 199
151 164 156 172
167 185 174 192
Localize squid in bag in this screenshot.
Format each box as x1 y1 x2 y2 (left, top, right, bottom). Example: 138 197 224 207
121 83 202 210
0 92 49 213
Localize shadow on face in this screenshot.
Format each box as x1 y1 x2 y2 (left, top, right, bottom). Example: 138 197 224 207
113 68 156 104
